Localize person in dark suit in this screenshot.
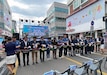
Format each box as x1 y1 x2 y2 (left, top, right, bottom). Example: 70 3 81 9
71 37 77 56
12 36 21 66
52 38 57 59
62 34 69 56
31 36 39 64
84 38 88 54
20 37 31 66
58 36 63 58
39 37 46 62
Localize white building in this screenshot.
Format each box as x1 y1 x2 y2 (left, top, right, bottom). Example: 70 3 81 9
46 2 68 37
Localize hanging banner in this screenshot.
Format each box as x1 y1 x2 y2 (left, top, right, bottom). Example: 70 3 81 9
23 25 49 37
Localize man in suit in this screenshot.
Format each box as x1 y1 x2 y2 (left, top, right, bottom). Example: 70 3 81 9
12 36 21 66
46 38 52 60
39 37 46 62
31 36 39 64
62 34 69 56
20 37 31 66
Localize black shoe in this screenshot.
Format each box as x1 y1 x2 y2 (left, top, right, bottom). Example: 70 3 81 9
32 62 35 65
19 64 21 66
27 64 29 65
36 62 38 64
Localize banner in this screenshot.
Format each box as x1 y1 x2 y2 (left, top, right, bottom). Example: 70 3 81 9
23 25 49 37
0 38 3 49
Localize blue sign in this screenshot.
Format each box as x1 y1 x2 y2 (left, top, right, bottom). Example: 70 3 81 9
91 21 94 25
0 38 3 49
23 25 49 37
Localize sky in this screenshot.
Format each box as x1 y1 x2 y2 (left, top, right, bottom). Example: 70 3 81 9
7 0 67 22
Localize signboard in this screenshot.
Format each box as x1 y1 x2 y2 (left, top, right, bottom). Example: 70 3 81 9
23 25 49 37
91 21 94 26
0 38 3 49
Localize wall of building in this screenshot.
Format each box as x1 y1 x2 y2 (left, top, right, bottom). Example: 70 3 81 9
47 2 68 37
0 0 4 29
66 0 105 36
68 0 98 16
0 0 12 37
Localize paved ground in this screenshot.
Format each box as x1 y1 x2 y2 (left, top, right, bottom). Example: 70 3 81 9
16 51 107 75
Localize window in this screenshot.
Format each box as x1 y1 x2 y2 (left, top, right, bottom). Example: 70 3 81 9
73 0 80 10
55 7 68 13
81 0 88 4
0 0 4 4
0 10 4 16
56 17 66 21
73 0 88 10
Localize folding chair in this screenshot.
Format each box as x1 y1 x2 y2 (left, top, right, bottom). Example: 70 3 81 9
74 63 88 75
104 57 107 68
89 58 104 75
43 70 68 75
43 70 55 75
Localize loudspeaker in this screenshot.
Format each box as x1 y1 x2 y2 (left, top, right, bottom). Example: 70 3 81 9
13 33 19 40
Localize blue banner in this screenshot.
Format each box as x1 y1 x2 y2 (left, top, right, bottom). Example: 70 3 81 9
23 25 49 37
0 38 3 49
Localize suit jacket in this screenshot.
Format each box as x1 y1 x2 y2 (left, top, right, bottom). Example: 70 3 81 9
20 40 31 49
39 40 46 48
30 40 38 49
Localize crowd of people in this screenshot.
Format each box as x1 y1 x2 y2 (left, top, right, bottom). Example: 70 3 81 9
0 34 105 75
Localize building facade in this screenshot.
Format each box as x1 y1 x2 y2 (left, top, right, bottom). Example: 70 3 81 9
46 2 68 37
0 0 12 37
66 0 106 38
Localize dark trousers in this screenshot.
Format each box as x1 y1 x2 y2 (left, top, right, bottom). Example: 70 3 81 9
68 46 72 56
23 53 29 66
53 49 57 59
46 48 50 58
59 47 63 57
85 47 87 54
64 47 67 56
72 46 76 56
80 46 83 55
16 52 21 66
40 50 45 62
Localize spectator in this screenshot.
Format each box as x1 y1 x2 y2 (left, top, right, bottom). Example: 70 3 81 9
1 37 16 75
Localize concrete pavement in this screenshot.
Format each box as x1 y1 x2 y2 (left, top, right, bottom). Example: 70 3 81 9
16 51 107 75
